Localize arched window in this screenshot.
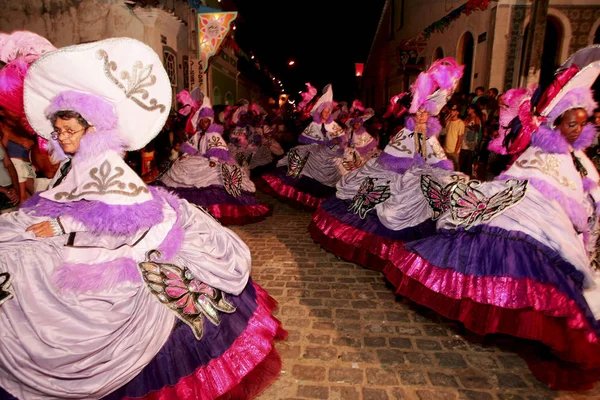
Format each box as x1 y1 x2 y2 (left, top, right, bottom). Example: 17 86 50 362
519 17 563 87
213 87 221 105
432 47 444 62
594 24 600 44
224 92 233 105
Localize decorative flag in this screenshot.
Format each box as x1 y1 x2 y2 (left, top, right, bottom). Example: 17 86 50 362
196 7 237 73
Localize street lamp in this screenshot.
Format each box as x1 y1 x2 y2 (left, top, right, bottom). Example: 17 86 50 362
288 60 295 66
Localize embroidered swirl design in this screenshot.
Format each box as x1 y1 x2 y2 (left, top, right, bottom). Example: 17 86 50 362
207 135 225 149
515 151 576 190
388 130 412 155
54 160 149 200
96 49 166 113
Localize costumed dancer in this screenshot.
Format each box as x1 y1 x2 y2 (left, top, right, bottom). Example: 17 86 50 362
309 58 465 271
258 84 348 209
246 103 285 177
156 94 271 225
383 55 600 390
227 100 254 167
0 38 285 400
344 100 379 160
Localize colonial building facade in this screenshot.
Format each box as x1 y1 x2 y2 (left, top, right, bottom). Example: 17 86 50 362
0 0 267 109
363 0 600 111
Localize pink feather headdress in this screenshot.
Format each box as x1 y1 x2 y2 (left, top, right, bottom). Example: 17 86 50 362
488 87 541 156
0 31 55 65
409 58 464 115
298 82 318 111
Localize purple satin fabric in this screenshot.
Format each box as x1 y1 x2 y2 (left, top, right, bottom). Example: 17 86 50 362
101 281 259 399
321 197 435 241
152 182 263 207
405 225 600 336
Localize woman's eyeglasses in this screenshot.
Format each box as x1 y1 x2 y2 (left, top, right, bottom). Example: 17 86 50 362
51 128 86 140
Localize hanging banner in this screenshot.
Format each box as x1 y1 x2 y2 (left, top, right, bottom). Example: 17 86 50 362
197 7 237 73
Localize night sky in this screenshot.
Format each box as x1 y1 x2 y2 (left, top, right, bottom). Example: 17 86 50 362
231 0 387 103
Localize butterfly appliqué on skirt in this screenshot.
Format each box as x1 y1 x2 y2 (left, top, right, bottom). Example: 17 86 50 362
451 179 528 228
287 148 310 178
420 174 464 220
0 272 13 306
221 163 243 198
348 177 392 219
139 250 236 340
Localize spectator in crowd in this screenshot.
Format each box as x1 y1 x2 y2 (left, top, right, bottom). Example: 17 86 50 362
442 103 465 169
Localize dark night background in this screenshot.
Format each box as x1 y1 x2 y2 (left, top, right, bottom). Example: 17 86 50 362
230 0 387 103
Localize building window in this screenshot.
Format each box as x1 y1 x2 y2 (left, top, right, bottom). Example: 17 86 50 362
432 47 444 62
182 56 189 90
225 92 233 105
163 47 177 87
213 86 222 105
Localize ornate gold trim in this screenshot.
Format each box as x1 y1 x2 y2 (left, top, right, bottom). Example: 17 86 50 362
97 49 166 113
515 151 576 190
54 160 149 200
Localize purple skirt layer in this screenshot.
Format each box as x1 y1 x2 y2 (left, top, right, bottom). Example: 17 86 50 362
320 196 436 241
405 226 600 336
152 182 262 207
101 280 259 399
267 167 336 198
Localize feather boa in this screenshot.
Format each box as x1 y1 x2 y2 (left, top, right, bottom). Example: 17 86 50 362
531 124 597 153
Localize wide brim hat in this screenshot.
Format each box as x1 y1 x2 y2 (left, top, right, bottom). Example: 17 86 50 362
24 37 171 151
312 84 334 113
539 60 600 126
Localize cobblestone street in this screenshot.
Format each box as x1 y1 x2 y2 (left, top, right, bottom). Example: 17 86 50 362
230 193 600 400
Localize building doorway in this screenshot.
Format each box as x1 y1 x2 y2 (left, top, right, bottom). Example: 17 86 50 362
457 32 474 94
519 17 563 87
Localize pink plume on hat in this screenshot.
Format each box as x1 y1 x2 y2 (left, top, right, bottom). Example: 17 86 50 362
0 31 55 65
0 58 35 135
350 99 365 113
409 57 464 115
298 82 317 110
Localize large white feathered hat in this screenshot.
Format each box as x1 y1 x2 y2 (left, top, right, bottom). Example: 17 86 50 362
23 37 172 151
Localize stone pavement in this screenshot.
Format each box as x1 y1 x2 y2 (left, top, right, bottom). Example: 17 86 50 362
230 192 600 400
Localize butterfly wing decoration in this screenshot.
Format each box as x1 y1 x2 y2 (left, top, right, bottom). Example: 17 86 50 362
138 250 236 341
0 272 13 306
287 148 310 178
221 163 243 198
450 179 528 229
420 175 464 220
342 150 363 171
348 177 392 219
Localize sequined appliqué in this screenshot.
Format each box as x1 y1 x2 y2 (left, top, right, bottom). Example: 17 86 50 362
515 151 576 190
420 174 463 220
348 177 392 219
287 148 309 178
0 272 13 306
97 49 167 113
54 160 149 200
450 179 528 229
221 163 243 198
139 250 236 340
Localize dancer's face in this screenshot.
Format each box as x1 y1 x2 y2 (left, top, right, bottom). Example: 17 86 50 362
557 108 588 144
199 118 211 131
320 108 331 121
415 108 429 124
54 118 88 154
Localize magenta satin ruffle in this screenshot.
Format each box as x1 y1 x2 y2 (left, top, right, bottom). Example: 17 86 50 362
206 203 272 226
128 283 288 400
257 174 325 210
383 251 600 390
309 205 406 271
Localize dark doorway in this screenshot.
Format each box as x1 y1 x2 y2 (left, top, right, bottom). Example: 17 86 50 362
457 32 474 93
